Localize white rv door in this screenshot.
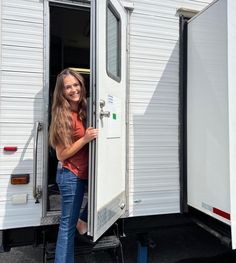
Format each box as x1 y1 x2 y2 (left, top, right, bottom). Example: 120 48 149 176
187 0 236 249
88 0 127 241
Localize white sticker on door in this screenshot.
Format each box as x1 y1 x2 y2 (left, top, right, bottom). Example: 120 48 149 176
107 94 121 138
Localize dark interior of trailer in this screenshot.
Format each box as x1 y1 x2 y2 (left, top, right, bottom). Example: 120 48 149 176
47 4 90 211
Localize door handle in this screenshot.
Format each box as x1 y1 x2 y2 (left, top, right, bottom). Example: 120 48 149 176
33 121 43 203
99 99 110 119
100 110 110 119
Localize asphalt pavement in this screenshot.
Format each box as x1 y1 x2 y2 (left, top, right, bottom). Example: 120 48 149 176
0 220 234 263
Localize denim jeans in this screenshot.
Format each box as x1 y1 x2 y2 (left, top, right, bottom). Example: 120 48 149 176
55 167 88 263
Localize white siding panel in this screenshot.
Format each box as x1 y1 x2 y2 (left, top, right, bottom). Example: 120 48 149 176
0 98 44 123
0 164 42 176
0 149 43 166
129 125 178 147
0 0 44 229
131 36 178 62
1 71 43 98
130 59 178 83
0 191 31 202
128 0 213 217
129 103 179 126
2 45 43 72
0 201 41 229
129 81 178 104
0 142 43 176
2 19 43 48
0 182 42 201
129 168 179 192
131 14 178 41
131 0 178 18
129 147 179 169
129 190 180 216
0 216 41 230
0 201 41 215
2 0 43 24
0 123 38 147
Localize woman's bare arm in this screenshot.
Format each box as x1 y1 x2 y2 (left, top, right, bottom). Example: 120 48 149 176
56 127 98 161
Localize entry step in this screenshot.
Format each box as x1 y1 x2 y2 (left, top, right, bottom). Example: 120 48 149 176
43 235 124 262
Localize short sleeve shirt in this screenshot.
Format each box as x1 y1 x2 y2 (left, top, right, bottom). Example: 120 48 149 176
62 111 88 179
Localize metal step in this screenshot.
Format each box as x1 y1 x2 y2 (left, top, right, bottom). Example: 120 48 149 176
43 235 124 262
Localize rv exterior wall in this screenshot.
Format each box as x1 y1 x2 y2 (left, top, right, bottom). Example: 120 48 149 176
0 0 44 229
0 0 215 229
187 0 229 224
128 0 213 217
227 0 236 249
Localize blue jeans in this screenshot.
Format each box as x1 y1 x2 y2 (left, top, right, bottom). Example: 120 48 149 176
55 167 88 263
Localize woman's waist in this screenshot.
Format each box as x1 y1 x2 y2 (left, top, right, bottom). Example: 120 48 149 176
63 153 88 167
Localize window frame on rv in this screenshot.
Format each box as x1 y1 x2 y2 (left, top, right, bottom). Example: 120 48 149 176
106 0 122 82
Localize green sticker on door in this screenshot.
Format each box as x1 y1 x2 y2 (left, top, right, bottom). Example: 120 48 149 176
112 113 117 120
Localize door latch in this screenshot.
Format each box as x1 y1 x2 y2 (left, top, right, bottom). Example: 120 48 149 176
100 99 110 119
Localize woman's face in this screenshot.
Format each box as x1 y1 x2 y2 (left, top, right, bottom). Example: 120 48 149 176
63 74 81 106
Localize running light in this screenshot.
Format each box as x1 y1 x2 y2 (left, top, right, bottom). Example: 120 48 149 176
11 174 30 185
4 146 18 152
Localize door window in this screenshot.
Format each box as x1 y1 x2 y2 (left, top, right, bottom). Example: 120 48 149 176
107 1 121 82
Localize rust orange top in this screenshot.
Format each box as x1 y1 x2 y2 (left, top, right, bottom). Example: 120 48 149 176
63 111 88 180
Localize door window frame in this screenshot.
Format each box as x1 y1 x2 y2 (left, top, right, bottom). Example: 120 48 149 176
106 0 122 82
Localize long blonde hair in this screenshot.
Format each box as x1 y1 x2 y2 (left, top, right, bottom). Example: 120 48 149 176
49 68 87 148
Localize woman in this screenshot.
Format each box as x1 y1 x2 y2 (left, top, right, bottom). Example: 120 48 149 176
49 68 98 263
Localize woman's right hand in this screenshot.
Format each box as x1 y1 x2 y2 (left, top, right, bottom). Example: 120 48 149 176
56 128 98 161
83 127 98 143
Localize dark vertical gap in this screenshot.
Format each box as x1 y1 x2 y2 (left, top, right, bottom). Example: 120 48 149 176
179 15 189 213
47 4 90 212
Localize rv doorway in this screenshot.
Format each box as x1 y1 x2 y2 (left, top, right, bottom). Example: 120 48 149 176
47 4 90 212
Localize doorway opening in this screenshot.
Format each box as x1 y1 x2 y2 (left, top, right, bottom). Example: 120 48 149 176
47 3 91 211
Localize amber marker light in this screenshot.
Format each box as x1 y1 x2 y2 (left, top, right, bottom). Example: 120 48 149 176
11 174 30 185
